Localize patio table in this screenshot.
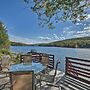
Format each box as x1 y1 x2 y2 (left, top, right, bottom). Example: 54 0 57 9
9 61 46 74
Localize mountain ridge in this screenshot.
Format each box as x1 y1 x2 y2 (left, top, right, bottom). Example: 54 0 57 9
11 41 31 46
11 36 90 48
36 36 90 48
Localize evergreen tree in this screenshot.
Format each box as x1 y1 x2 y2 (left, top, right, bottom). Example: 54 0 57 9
0 22 10 50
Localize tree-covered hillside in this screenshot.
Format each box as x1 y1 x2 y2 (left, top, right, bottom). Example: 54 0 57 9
37 37 90 48
11 37 90 48
11 42 31 46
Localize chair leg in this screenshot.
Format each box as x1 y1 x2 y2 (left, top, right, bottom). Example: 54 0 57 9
59 86 61 90
39 75 41 90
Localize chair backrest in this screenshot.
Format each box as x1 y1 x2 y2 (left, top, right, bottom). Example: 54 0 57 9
41 54 49 65
20 55 32 64
9 71 34 90
65 57 90 85
31 53 42 62
42 54 54 69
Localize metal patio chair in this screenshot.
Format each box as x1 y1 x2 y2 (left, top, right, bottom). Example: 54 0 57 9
41 60 60 82
37 60 61 90
31 53 42 63
41 54 54 74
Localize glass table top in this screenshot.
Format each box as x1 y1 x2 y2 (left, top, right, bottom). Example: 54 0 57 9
9 62 45 74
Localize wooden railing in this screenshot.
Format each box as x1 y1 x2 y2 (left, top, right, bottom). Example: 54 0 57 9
29 52 54 69
65 57 90 84
31 53 42 62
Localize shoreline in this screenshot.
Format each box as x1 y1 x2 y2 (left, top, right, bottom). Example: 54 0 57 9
10 45 90 49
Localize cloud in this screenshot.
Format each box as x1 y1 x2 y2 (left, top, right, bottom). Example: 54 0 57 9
38 36 51 40
76 31 86 34
38 34 63 42
61 26 77 39
83 23 87 26
62 26 74 33
68 31 76 34
75 23 83 26
74 27 90 38
84 26 90 30
74 33 89 38
9 34 60 44
63 26 72 31
53 34 60 40
59 36 65 40
9 34 37 44
63 29 75 35
38 34 61 40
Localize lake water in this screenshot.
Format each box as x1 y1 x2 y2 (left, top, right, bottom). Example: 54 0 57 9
10 46 90 71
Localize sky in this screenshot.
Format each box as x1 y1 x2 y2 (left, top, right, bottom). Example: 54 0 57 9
0 0 90 44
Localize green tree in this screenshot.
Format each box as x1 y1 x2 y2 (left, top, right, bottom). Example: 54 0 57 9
0 22 10 50
24 0 90 29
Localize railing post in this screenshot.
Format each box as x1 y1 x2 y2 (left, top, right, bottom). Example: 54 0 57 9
65 57 68 74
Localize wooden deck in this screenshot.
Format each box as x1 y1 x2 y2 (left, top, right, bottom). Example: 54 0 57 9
0 69 90 90
0 70 64 90
0 54 90 90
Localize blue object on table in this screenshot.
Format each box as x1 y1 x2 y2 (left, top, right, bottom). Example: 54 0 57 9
9 62 45 74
